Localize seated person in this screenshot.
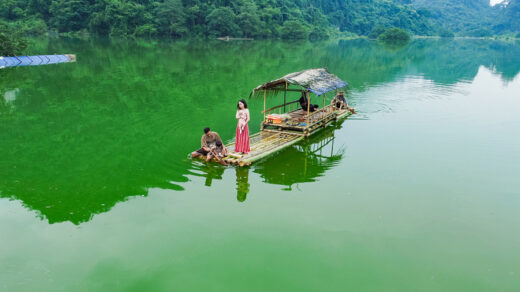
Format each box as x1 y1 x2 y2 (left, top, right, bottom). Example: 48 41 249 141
210 141 229 166
191 127 223 162
299 91 319 112
331 91 356 114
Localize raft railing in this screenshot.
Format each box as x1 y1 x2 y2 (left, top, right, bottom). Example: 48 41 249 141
261 102 340 136
262 100 300 115
302 104 337 135
306 104 336 124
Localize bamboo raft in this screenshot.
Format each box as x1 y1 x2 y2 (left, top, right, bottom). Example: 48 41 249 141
196 68 354 167
223 131 304 166
218 108 351 166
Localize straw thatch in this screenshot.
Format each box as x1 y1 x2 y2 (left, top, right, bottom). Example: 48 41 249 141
250 68 348 97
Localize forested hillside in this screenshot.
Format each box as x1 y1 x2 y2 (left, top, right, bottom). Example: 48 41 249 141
410 0 519 35
495 0 520 33
0 0 436 39
0 0 518 39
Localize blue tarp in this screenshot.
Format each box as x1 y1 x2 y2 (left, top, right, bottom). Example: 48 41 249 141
0 55 74 68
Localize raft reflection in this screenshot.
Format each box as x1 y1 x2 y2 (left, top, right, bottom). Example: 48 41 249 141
236 167 250 202
192 121 346 201
253 121 345 191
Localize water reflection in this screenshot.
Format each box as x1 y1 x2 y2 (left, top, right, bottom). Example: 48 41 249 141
189 121 346 201
236 167 250 202
0 38 519 224
189 162 225 187
254 121 345 191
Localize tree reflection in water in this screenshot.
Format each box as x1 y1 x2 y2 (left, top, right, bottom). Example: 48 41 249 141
2 38 519 223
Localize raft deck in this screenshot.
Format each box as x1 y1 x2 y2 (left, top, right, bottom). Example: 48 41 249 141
222 108 351 166
223 131 304 166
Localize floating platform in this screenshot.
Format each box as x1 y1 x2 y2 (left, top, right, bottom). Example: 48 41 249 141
194 68 353 167
222 109 351 166
0 54 76 69
223 131 303 166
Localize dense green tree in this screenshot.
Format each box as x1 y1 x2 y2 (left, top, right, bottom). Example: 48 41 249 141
378 27 411 43
154 0 187 37
438 28 455 38
0 27 27 56
49 0 93 32
206 7 241 37
281 20 310 39
237 2 262 38
308 26 329 40
368 25 387 39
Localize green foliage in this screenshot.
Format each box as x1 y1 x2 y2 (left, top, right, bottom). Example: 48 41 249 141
410 0 519 36
466 28 493 37
378 27 411 43
0 27 27 56
49 0 92 33
206 7 240 37
368 25 387 39
438 28 455 38
1 0 517 39
281 20 310 40
309 26 330 41
0 0 439 39
154 0 187 37
495 0 520 34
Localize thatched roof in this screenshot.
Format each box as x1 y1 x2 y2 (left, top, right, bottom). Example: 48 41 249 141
250 68 348 97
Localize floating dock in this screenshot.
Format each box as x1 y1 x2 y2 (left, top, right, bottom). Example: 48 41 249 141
222 108 351 166
0 54 76 69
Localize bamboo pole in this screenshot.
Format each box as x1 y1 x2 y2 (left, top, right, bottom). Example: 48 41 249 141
306 91 310 131
263 90 266 124
284 81 288 113
243 136 304 164
304 144 308 177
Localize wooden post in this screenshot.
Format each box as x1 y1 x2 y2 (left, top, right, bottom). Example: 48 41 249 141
306 91 310 131
284 81 288 113
263 90 266 125
304 144 308 177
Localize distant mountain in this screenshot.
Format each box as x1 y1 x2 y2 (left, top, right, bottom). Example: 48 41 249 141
310 0 437 36
495 0 520 32
408 0 497 35
407 0 519 35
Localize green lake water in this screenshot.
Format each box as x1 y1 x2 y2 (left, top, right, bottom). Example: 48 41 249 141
1 38 520 291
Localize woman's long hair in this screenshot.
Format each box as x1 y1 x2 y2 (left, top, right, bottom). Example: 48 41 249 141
237 99 248 109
